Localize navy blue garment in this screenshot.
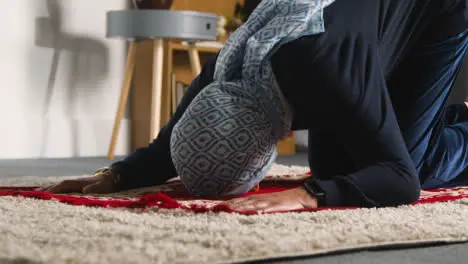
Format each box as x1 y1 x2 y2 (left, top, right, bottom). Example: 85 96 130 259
111 0 468 207
279 1 468 205
272 0 468 206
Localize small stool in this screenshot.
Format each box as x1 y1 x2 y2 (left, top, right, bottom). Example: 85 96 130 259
106 10 217 160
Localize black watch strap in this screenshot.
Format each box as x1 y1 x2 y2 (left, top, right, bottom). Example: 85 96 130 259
303 178 326 207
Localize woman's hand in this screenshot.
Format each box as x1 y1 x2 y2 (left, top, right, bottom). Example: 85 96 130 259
223 187 318 213
36 168 122 194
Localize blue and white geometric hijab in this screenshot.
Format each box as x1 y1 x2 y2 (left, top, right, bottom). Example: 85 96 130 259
171 0 335 196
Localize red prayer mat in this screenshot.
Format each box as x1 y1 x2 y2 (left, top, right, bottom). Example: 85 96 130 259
1 172 468 215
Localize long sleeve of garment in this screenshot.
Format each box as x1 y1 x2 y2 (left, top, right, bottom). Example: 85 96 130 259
306 80 421 208
270 1 425 207
273 44 422 207
268 0 468 208
297 0 467 208
110 55 218 189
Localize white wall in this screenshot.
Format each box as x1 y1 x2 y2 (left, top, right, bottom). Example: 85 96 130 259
0 0 130 159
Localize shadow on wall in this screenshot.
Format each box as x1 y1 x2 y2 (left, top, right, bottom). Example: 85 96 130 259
34 0 110 156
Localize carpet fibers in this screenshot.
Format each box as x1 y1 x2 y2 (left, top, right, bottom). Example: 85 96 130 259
1 165 467 264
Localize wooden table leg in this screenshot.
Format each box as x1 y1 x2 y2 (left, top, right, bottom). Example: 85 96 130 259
107 41 138 160
163 40 173 123
151 39 165 141
188 43 202 77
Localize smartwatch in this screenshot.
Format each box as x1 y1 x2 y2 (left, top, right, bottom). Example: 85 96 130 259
303 178 326 207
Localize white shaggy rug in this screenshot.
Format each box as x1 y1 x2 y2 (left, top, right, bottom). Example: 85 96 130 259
1 165 468 264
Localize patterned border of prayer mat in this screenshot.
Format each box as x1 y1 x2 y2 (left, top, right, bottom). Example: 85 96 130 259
1 164 468 214
0 164 467 264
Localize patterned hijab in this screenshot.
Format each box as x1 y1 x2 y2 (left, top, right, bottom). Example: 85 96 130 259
171 0 335 196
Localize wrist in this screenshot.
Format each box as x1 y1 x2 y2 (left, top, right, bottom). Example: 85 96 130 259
93 167 124 191
297 187 319 208
303 179 326 207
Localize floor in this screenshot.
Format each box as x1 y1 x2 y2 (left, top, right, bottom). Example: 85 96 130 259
0 153 466 264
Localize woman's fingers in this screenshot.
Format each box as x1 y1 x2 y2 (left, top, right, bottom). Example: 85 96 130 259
35 172 121 194
232 201 269 212
36 176 100 194
225 197 270 212
41 180 83 193
224 189 312 213
228 199 300 213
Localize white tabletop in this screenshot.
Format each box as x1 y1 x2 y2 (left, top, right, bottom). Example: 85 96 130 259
106 10 218 41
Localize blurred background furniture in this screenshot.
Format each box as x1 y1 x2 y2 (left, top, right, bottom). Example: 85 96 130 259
106 8 217 159
112 0 296 160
